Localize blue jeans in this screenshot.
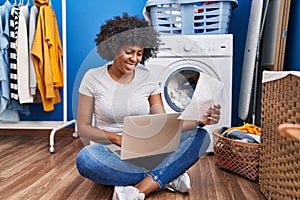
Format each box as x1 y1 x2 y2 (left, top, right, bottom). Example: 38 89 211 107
76 128 210 188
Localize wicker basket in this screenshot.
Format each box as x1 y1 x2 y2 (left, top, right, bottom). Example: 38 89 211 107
213 129 260 181
260 73 300 199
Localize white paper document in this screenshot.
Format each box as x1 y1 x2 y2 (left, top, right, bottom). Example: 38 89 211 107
178 73 224 121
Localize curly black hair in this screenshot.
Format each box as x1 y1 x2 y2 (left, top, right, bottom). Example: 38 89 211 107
95 13 160 62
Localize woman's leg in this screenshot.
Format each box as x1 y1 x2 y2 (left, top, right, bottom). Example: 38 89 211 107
147 128 211 188
76 144 147 186
77 128 210 196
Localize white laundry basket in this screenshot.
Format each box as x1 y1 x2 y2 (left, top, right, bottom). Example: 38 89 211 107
145 0 238 34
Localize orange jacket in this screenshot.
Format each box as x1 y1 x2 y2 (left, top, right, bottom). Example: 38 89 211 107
31 0 63 111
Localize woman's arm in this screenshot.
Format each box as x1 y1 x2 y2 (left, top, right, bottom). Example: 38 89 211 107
278 123 300 141
77 93 122 146
149 93 166 114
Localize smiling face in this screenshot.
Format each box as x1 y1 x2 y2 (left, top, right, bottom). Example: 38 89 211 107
108 45 144 82
108 45 144 83
113 45 144 73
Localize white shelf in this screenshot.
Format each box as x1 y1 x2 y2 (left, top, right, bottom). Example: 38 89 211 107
0 120 76 129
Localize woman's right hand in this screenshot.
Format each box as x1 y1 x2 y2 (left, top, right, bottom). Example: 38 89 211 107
114 134 122 146
104 130 122 146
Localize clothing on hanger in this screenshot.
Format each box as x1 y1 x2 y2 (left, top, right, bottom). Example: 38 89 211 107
17 3 34 103
31 0 64 111
9 6 20 101
29 4 38 95
0 0 64 115
0 1 21 121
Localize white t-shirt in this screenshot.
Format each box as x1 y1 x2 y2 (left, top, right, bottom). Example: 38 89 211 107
79 63 161 133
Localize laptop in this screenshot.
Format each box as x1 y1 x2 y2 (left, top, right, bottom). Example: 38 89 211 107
107 113 183 169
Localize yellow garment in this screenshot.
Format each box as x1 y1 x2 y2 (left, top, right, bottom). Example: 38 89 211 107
45 6 63 88
225 123 261 135
31 0 63 111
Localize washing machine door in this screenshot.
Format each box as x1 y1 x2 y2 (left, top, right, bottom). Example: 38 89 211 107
164 67 199 112
160 59 222 113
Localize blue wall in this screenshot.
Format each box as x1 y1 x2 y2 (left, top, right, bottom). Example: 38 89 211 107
1 0 299 126
67 1 147 121
284 0 300 71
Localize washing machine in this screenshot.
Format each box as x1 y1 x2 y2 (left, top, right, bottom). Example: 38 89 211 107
145 34 233 152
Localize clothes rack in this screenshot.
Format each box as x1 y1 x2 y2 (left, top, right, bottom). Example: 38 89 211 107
0 0 77 153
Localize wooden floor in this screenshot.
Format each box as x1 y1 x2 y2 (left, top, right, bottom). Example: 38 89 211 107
0 129 266 200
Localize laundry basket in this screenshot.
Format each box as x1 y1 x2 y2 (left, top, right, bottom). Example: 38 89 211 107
259 71 300 199
213 129 260 181
145 0 238 35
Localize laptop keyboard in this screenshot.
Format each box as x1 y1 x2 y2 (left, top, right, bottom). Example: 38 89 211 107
115 150 121 155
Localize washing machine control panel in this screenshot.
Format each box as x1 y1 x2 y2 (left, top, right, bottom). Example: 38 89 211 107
158 35 233 57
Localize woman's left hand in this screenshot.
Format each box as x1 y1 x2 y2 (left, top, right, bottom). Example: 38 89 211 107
201 104 221 125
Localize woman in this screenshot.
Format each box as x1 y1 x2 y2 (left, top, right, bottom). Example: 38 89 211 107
76 13 221 200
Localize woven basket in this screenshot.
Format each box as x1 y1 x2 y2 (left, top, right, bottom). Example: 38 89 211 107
213 129 260 181
260 73 300 199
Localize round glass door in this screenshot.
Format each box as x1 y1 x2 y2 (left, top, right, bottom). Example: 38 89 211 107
164 67 200 112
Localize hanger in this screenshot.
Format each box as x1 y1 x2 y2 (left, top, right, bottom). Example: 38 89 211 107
18 0 24 6
3 0 12 5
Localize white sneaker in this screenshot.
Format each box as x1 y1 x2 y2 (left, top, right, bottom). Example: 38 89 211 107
164 172 191 193
112 186 145 200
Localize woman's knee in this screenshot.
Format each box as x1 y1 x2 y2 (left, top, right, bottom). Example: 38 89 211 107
183 128 211 157
197 129 211 157
76 145 104 175
76 146 91 176
181 128 198 141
